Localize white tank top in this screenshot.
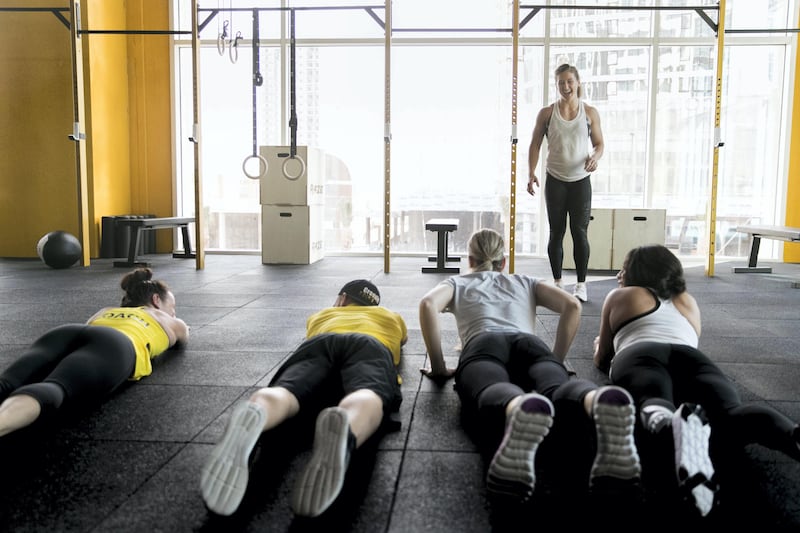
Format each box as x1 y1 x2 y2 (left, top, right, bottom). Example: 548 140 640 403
613 293 699 354
545 101 591 182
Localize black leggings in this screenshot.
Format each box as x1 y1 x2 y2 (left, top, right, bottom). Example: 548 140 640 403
544 174 592 282
0 325 136 418
454 332 597 444
611 341 800 461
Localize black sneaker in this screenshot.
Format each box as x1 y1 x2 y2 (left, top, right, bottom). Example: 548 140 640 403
486 393 554 502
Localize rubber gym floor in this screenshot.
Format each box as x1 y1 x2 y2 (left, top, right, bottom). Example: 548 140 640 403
0 253 798 532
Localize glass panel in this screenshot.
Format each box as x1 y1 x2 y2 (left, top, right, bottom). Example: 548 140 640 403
658 0 718 38
653 45 715 256
549 1 653 39
177 46 281 251
716 45 787 257
726 0 793 32
392 45 513 254
393 0 511 32
295 47 384 253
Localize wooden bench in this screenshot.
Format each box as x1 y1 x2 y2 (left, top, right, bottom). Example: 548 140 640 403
113 216 196 268
422 218 460 274
733 225 800 273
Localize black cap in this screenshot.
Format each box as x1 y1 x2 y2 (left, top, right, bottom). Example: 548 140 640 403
339 279 380 306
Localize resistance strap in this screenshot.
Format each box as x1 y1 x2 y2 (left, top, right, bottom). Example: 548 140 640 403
282 7 306 180
242 9 267 179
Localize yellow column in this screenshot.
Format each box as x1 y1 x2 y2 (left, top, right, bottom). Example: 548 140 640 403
70 0 91 266
191 0 205 269
384 0 392 273
706 0 725 276
784 9 800 263
508 0 520 274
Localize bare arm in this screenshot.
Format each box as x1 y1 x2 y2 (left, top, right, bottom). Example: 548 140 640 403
527 106 552 196
534 282 582 361
148 308 190 347
418 284 457 380
584 103 604 173
594 288 621 372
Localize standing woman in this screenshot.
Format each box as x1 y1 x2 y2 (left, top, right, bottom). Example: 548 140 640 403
593 245 800 518
0 268 189 437
527 63 604 302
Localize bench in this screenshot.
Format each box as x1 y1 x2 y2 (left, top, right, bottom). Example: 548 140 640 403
113 216 196 268
422 218 460 274
733 225 800 273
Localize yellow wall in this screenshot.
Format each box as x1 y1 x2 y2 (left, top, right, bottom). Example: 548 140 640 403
0 1 78 256
0 0 175 260
785 12 800 262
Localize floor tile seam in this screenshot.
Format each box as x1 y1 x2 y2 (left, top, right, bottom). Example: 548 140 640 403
384 355 427 533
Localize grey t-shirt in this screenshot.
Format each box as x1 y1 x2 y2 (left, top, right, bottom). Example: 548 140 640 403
441 271 539 347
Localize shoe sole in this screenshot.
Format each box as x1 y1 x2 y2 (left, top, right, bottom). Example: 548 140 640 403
486 394 554 501
200 402 266 516
590 386 641 485
291 406 350 517
673 404 716 517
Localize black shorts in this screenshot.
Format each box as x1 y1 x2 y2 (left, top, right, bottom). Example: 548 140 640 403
269 333 401 414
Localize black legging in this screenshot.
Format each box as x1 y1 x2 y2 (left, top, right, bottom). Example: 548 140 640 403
0 325 136 418
454 332 597 444
544 173 592 282
610 341 800 462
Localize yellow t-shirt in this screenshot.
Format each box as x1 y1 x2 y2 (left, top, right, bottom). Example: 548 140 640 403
89 307 171 380
306 305 407 365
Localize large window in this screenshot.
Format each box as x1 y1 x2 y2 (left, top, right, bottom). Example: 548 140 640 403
173 1 799 262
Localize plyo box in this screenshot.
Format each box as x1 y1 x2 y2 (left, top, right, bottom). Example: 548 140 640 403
564 208 613 270
259 145 325 206
563 208 666 270
261 204 324 265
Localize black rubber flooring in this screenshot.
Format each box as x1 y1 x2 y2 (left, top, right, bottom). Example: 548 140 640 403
0 253 798 532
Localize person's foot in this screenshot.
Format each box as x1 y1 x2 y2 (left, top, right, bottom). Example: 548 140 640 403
553 279 564 290
673 403 717 517
486 393 554 502
200 401 266 516
573 282 588 302
291 406 356 517
589 386 641 486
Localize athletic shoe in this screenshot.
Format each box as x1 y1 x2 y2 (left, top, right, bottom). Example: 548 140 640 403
200 401 267 516
573 282 588 302
589 386 641 486
291 406 355 517
486 393 554 501
640 403 674 434
673 403 717 517
554 279 565 290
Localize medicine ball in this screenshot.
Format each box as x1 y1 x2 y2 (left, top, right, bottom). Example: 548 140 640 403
37 231 82 269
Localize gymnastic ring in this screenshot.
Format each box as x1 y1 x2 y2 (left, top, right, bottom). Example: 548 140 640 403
242 154 268 180
282 155 306 181
229 32 242 64
217 21 228 56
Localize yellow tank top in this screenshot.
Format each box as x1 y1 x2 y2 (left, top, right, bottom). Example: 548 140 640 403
89 307 171 380
306 306 407 365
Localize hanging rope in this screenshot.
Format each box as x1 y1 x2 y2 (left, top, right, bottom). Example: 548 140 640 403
242 8 267 179
283 7 306 181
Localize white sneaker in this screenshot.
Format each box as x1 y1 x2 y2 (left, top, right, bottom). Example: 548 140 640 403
573 282 588 302
554 279 565 290
486 393 554 502
201 401 266 516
